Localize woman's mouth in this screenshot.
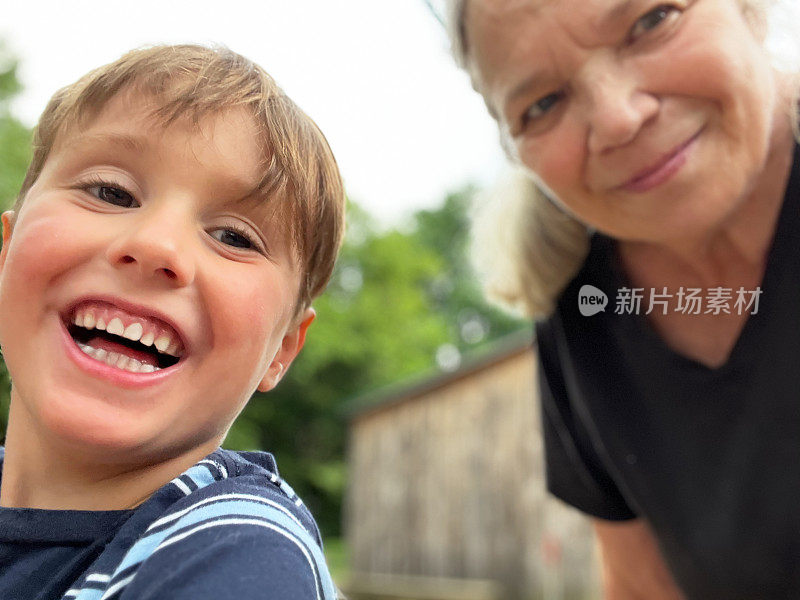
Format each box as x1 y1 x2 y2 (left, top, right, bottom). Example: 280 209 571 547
619 130 702 193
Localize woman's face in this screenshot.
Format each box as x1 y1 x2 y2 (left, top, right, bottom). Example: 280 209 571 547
465 0 787 244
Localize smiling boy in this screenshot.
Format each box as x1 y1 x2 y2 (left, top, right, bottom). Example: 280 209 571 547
0 45 343 599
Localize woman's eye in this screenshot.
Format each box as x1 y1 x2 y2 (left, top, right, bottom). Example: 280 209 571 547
210 228 255 250
524 92 563 125
88 185 137 208
629 5 678 41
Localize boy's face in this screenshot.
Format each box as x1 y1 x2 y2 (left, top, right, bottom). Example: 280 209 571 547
0 92 313 461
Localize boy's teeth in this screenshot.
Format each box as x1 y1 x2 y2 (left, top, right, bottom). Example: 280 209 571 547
70 306 183 358
122 322 143 342
154 335 171 353
77 343 161 374
107 318 125 336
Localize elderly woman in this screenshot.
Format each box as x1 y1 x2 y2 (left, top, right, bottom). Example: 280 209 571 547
446 0 800 598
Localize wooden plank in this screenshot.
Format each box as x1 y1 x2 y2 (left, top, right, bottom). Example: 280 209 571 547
345 347 599 597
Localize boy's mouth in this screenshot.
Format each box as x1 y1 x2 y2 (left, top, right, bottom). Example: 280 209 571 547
63 300 185 374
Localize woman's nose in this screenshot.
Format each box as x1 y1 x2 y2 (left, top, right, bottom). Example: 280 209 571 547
581 57 659 154
105 203 196 287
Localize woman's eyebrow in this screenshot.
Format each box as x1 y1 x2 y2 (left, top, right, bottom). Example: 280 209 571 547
602 0 640 28
501 0 642 112
504 71 547 111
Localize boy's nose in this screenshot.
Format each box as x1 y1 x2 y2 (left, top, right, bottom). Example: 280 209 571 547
581 56 659 154
105 204 196 287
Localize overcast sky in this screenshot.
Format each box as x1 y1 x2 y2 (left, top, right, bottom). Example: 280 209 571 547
0 0 504 225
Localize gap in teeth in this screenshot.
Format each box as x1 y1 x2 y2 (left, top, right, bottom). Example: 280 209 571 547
77 343 159 373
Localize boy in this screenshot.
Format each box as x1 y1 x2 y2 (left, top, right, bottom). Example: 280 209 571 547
0 44 344 600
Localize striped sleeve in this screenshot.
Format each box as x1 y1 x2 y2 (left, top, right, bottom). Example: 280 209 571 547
116 494 332 600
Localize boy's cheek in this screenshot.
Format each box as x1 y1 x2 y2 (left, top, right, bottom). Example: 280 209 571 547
0 208 86 340
3 214 77 283
211 276 291 345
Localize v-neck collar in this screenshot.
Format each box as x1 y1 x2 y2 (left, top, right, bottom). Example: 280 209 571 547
595 141 800 376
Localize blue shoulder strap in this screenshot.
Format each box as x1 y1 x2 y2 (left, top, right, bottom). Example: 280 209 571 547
61 453 337 600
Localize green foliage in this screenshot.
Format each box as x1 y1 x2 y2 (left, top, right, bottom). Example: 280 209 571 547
0 45 31 211
0 116 31 210
414 189 527 354
0 46 29 439
323 536 350 585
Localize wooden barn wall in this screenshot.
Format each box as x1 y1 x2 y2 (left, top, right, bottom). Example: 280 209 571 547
346 348 599 599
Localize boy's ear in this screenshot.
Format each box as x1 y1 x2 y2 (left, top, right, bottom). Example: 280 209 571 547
257 307 316 393
0 211 15 272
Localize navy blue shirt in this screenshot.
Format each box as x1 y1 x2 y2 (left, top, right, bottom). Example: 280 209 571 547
0 447 334 600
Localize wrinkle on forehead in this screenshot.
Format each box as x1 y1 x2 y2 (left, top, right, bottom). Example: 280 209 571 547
465 0 551 110
466 0 629 115
468 0 545 21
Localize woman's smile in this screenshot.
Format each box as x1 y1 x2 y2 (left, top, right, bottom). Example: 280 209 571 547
616 128 703 193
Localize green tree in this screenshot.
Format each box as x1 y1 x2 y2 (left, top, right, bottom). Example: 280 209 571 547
0 45 30 439
414 187 526 357
0 45 31 210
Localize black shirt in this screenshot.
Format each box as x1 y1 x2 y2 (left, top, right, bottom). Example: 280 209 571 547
536 143 800 599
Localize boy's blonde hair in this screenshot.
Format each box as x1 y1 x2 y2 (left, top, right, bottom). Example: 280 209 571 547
15 44 345 313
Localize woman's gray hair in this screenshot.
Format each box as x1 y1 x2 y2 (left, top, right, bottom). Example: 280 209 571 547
449 0 800 320
470 168 590 317
445 0 470 70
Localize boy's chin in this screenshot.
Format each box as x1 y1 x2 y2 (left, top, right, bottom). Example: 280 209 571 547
35 399 216 466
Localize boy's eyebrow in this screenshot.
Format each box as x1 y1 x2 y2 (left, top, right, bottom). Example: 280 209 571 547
61 132 150 154
226 189 276 223
61 131 269 209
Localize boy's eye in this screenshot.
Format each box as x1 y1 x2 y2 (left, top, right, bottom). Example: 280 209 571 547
628 5 679 42
210 227 255 250
88 184 138 208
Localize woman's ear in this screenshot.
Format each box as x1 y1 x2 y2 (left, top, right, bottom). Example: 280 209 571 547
257 308 316 393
